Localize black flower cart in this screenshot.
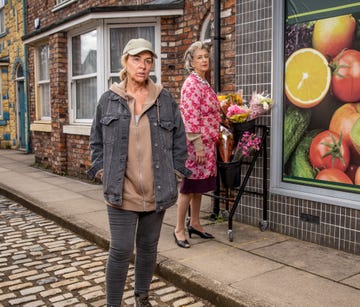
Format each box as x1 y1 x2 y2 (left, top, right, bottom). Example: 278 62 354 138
206 121 270 242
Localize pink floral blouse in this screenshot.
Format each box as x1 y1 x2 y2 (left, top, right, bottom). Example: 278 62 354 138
180 72 221 180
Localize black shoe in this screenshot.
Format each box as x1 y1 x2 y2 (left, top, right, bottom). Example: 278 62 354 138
173 232 190 248
135 293 152 307
187 226 214 239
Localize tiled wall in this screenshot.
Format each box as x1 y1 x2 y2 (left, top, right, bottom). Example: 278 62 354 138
232 0 360 254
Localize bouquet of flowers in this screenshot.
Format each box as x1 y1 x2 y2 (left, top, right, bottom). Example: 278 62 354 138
226 104 250 123
248 91 274 120
218 91 247 126
218 90 273 125
217 90 273 163
232 131 262 162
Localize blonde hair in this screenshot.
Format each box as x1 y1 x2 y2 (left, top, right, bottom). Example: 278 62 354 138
119 54 129 81
183 41 210 73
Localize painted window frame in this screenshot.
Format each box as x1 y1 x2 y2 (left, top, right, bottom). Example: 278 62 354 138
69 26 99 124
67 18 161 126
35 43 51 122
200 13 212 43
106 22 158 86
270 0 359 209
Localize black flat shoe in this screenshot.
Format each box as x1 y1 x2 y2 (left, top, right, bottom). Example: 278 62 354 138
187 226 214 239
173 232 190 248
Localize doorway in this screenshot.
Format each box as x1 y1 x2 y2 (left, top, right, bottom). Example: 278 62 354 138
16 64 26 150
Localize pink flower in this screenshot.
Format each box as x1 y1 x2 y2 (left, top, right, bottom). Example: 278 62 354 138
226 105 250 123
232 132 261 161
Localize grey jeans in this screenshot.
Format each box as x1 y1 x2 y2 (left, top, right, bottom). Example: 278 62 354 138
106 206 165 306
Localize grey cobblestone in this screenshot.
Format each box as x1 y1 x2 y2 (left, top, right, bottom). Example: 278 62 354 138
0 195 214 306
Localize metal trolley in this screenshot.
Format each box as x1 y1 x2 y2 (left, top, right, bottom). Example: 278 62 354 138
207 124 269 242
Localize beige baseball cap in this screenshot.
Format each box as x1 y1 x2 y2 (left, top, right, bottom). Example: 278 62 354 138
123 38 157 58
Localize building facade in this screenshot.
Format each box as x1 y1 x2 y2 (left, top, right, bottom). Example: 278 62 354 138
23 0 235 176
0 0 28 150
22 0 359 254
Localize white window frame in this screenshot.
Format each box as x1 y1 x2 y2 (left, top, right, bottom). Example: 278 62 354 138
0 0 5 35
36 43 51 121
68 24 100 124
200 13 212 43
105 20 160 87
67 18 161 127
270 0 359 209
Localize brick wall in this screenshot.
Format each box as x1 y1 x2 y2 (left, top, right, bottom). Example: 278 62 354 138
159 0 236 101
49 33 68 175
26 0 237 178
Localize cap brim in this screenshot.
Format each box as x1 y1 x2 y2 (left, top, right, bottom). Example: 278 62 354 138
127 48 158 58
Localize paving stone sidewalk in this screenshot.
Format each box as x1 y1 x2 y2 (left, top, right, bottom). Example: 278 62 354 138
0 195 214 307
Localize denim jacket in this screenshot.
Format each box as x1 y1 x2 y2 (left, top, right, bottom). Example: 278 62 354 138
88 89 191 212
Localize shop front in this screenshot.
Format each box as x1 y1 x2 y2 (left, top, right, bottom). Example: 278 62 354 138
232 0 359 254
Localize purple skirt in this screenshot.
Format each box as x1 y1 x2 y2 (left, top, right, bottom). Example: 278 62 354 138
180 176 217 194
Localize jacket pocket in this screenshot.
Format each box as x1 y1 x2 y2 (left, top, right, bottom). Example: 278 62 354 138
100 115 120 143
159 120 175 149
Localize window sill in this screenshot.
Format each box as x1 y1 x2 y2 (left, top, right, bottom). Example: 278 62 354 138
30 122 52 132
63 124 91 136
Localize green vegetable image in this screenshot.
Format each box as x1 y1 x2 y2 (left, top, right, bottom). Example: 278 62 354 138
289 130 321 179
283 105 311 165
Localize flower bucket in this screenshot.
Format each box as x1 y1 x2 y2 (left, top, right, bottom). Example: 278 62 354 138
218 160 242 188
229 119 255 145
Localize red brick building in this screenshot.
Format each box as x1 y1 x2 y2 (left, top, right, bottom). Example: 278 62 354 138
22 0 360 254
23 0 236 177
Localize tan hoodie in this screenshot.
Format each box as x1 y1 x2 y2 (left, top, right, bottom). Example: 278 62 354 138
109 79 163 212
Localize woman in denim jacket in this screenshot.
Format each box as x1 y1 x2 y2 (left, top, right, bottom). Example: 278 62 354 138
88 38 190 307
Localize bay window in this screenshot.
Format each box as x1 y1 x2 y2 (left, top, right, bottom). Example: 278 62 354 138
68 21 159 125
71 30 97 122
109 25 156 84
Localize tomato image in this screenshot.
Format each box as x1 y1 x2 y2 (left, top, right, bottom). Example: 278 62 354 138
329 102 360 162
346 164 359 183
330 49 360 102
315 168 353 184
309 130 350 171
312 15 356 59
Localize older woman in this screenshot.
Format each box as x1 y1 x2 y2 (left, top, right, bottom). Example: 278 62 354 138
174 41 221 248
88 38 190 306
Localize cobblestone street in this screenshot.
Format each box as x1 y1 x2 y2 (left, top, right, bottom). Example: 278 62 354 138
0 195 214 307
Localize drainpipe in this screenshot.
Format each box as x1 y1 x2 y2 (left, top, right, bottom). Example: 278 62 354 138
22 0 31 153
213 0 221 93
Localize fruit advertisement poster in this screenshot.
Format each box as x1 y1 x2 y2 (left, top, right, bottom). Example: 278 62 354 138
282 0 360 192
